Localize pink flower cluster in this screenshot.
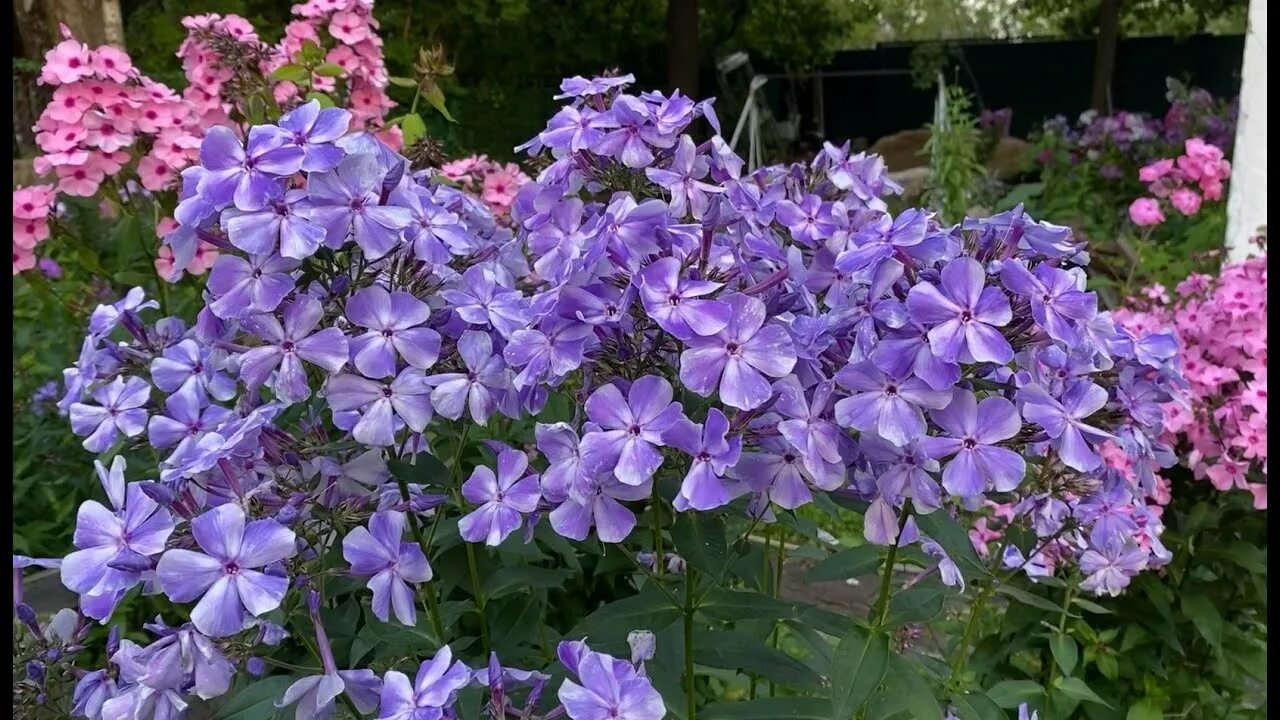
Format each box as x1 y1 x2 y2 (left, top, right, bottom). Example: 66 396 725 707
279 0 394 127
13 185 58 275
1116 257 1268 509
1128 137 1232 226
177 13 265 129
32 27 197 198
438 155 531 221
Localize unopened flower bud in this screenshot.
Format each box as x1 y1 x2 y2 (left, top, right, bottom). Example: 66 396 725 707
246 657 267 677
627 630 656 665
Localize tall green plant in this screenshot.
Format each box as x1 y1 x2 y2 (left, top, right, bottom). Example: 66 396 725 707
924 80 987 224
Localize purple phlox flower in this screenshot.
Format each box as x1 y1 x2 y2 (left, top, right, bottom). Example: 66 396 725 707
458 449 541 546
597 95 661 168
344 510 432 625
61 457 175 621
775 193 840 247
1020 381 1113 472
222 189 328 260
345 286 440 379
1018 345 1097 396
155 503 298 637
1001 544 1056 580
837 208 928 274
1079 537 1148 596
1115 366 1166 428
860 434 942 513
160 403 279 483
636 257 731 340
726 175 786 227
863 497 919 546
536 422 592 503
540 104 616 155
771 376 846 486
504 319 591 389
130 625 235 700
905 257 1014 364
730 435 817 511
579 376 686 486
645 89 698 137
553 73 636 100
645 135 722 220
147 391 234 456
302 153 412 259
151 339 236 405
239 296 350 403
390 187 473 263
441 266 531 339
1128 331 1179 370
277 670 381 720
325 368 434 447
1075 478 1140 549
549 471 650 543
88 287 159 339
377 646 470 720
72 669 116 719
833 361 951 447
920 390 1026 497
921 538 964 591
667 408 744 511
207 253 300 320
1000 260 1097 344
871 322 961 391
557 642 665 720
558 282 635 326
425 330 508 425
585 195 667 270
679 294 797 410
278 99 351 172
307 449 389 506
99 639 189 720
527 197 594 284
1017 703 1040 720
59 337 108 413
196 125 305 211
69 376 152 453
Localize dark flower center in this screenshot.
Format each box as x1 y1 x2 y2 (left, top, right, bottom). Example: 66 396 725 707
725 342 740 355
963 438 978 450
696 451 711 462
252 269 263 278
381 329 394 338
381 388 393 398
224 562 240 575
281 341 295 352
960 310 973 323
884 384 898 396
667 293 681 306
628 424 643 436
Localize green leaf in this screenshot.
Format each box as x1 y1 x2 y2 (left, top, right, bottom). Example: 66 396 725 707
399 113 428 146
950 692 1005 720
421 82 456 123
670 513 727 578
312 63 346 78
212 674 296 719
700 588 795 622
914 511 987 576
998 585 1075 615
305 92 336 108
1072 597 1113 614
1125 699 1163 720
829 626 890 718
1049 634 1079 676
387 451 450 488
1181 593 1224 650
567 587 682 653
296 40 324 64
996 181 1045 211
694 631 824 689
484 565 573 599
703 698 831 719
1055 677 1111 707
388 76 419 88
805 545 880 582
877 657 943 719
887 583 946 624
986 680 1044 708
270 64 310 83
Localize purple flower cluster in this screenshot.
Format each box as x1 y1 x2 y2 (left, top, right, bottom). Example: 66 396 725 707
42 71 1186 718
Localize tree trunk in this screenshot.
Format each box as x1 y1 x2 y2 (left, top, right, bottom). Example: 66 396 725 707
666 0 700 98
22 0 127 49
1090 0 1120 113
1225 0 1267 261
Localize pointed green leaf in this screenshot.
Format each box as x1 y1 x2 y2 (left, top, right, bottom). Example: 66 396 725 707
703 698 831 719
1125 699 1163 720
670 513 727 578
1180 593 1224 650
694 631 824 689
1049 634 1078 676
313 63 346 78
986 680 1044 708
887 583 947 624
270 64 310 83
950 691 1005 720
805 545 880 582
421 82 456 123
211 674 297 719
914 511 987 576
829 626 890 719
998 585 1075 615
388 76 419 88
1054 677 1111 707
399 113 428 147
567 586 682 654
1071 597 1113 614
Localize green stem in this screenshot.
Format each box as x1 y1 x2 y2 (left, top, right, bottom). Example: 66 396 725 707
462 531 491 654
684 567 697 720
948 584 994 689
395 472 446 641
1043 584 1077 716
651 482 664 578
623 549 680 606
872 501 913 629
769 531 785 698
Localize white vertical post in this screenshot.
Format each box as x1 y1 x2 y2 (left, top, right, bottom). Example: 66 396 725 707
1225 0 1267 261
